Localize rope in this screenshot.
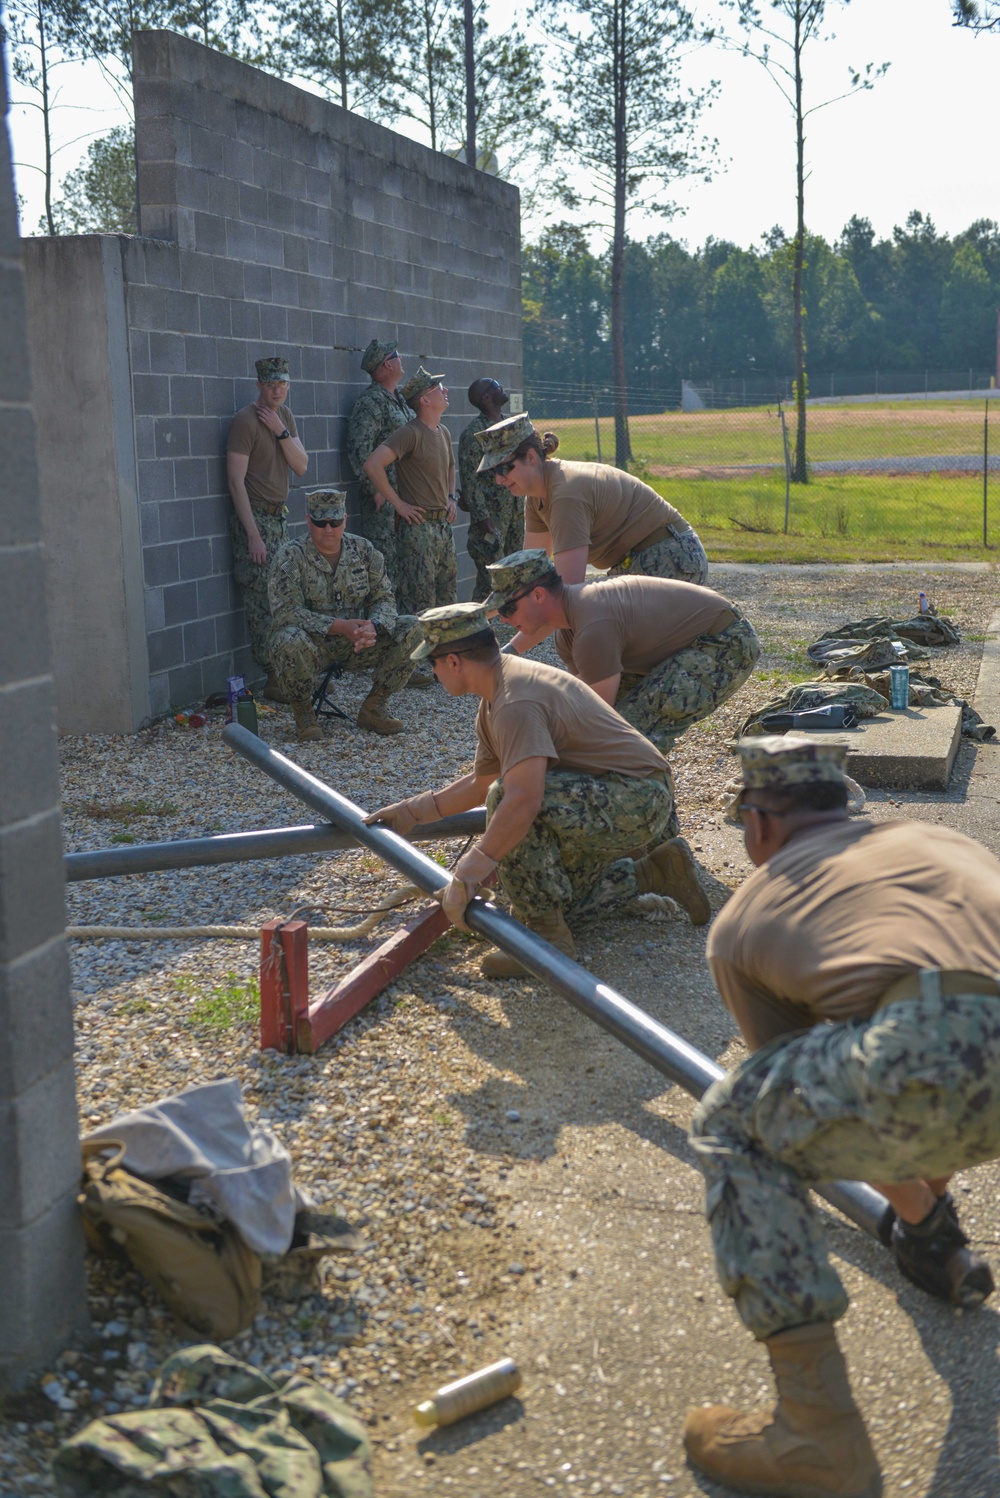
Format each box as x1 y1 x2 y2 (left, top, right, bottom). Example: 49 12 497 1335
67 884 424 943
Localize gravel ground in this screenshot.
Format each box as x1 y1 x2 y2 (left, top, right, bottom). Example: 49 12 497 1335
2 562 998 1496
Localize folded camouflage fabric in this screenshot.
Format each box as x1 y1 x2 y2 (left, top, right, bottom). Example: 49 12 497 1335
818 613 961 648
806 635 930 671
53 1344 373 1497
740 680 888 737
834 666 996 742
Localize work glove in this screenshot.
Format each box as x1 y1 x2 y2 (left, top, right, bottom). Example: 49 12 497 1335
439 846 498 932
363 790 441 837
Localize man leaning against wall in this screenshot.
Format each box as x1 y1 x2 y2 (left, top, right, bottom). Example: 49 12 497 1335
226 355 309 699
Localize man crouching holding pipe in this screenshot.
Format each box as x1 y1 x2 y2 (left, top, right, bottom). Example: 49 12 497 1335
365 600 711 978
684 734 1000 1497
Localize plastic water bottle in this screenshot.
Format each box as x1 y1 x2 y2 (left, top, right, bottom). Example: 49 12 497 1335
412 1358 522 1428
918 592 927 615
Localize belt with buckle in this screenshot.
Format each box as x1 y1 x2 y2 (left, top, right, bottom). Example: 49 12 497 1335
876 969 1000 1009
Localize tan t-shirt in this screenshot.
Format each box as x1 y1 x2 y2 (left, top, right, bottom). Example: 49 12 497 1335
524 460 685 568
555 577 734 680
707 820 1000 1050
227 403 299 506
383 419 454 511
474 655 670 781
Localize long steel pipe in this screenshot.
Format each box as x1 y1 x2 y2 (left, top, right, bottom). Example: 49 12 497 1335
65 812 488 882
221 723 893 1243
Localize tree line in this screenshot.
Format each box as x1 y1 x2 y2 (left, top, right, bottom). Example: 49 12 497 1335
524 212 1000 404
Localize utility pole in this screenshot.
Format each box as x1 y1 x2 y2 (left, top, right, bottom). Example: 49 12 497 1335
464 0 476 169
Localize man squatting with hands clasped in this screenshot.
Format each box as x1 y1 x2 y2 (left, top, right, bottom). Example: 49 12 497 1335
457 377 524 600
345 337 411 582
365 602 712 980
226 356 309 697
267 489 420 743
683 734 1000 1498
362 367 458 617
490 549 760 758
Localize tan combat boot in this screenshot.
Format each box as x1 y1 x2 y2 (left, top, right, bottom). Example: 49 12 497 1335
292 699 322 743
684 1321 882 1498
634 836 711 925
482 910 577 979
357 689 404 736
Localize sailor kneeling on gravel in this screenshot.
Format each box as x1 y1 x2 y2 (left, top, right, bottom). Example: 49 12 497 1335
364 601 712 979
684 733 1000 1498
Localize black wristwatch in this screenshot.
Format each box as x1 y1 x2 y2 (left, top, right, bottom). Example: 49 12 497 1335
277 428 291 441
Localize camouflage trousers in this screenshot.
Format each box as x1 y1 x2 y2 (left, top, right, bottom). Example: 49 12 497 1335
269 617 421 703
356 489 399 584
617 614 760 755
229 509 286 672
609 525 709 586
487 767 674 923
691 975 1000 1341
466 501 525 601
395 516 458 615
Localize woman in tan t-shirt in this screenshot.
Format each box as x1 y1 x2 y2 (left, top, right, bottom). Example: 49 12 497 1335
475 414 707 585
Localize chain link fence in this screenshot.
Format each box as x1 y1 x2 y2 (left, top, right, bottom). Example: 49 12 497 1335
522 381 1000 552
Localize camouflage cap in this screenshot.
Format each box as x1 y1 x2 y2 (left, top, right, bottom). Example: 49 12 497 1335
305 488 347 522
411 602 494 661
475 412 536 473
737 734 849 791
485 548 558 609
400 366 445 405
361 338 398 376
255 355 289 384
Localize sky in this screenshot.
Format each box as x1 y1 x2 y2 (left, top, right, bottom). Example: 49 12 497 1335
5 0 998 250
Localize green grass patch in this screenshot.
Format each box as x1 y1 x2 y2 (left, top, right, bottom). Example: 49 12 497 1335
640 472 998 564
537 399 997 469
177 972 260 1029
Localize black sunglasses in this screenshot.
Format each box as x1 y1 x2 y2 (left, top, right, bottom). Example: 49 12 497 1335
310 516 345 528
493 459 517 478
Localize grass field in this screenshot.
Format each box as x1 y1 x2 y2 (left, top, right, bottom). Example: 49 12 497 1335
534 398 996 470
525 399 998 563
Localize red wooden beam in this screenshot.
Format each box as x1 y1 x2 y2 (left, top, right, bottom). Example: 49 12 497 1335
297 903 451 1054
259 919 309 1053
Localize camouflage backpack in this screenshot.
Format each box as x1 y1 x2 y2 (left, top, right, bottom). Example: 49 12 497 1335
78 1142 262 1342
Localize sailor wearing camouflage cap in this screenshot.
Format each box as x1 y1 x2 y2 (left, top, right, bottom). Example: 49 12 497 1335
485 550 759 755
363 367 458 619
457 377 523 599
346 336 411 580
365 601 711 978
682 732 1000 1496
226 354 309 696
267 486 422 743
474 411 708 588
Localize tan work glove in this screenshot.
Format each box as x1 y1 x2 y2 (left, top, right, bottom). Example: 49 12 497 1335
363 790 441 837
439 846 498 932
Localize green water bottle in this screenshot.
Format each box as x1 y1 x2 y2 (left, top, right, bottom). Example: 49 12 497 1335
235 689 259 736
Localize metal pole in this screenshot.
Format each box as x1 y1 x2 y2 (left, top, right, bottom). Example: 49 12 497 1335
779 401 792 535
985 400 990 549
593 392 603 464
65 812 488 883
221 723 893 1243
463 0 475 170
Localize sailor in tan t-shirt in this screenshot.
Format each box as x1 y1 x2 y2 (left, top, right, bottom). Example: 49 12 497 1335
364 602 712 978
225 355 309 690
681 735 1000 1498
487 549 760 754
474 413 708 585
364 366 458 616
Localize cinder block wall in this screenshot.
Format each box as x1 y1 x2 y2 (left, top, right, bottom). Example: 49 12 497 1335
130 30 521 718
0 44 89 1388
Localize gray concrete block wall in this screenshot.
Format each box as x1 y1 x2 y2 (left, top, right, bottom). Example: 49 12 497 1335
0 42 89 1388
130 30 522 717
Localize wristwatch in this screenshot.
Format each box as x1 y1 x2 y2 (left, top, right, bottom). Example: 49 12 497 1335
277 428 291 441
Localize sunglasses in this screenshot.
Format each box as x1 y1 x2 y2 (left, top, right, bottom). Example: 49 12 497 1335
496 587 534 618
310 516 345 528
493 459 518 478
